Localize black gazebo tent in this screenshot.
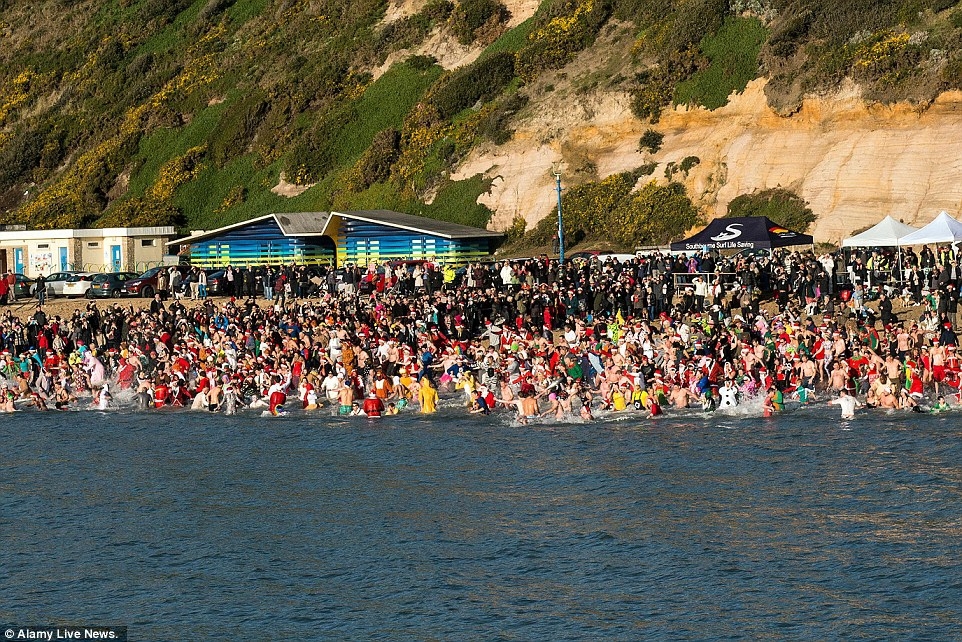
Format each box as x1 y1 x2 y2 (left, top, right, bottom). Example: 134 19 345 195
670 216 813 251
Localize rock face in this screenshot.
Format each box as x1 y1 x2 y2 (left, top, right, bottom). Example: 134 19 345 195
455 77 962 244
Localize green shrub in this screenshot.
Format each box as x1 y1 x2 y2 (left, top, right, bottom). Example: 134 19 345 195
637 162 657 176
662 0 728 53
375 1 453 56
525 170 699 247
285 58 441 184
137 0 193 26
680 156 700 172
630 45 705 122
407 54 440 71
766 10 813 58
629 68 674 122
285 107 355 184
427 51 516 119
475 92 528 144
617 181 701 245
0 126 45 192
505 213 527 239
725 187 816 232
449 0 511 45
638 129 663 154
197 0 237 25
350 128 402 190
514 0 613 82
210 93 268 166
424 0 456 22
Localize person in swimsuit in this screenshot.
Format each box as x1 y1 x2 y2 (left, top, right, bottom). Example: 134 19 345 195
338 380 354 416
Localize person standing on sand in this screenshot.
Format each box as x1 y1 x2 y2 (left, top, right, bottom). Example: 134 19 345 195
5 272 16 303
35 273 46 306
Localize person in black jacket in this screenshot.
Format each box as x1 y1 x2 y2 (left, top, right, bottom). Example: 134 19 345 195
878 293 895 326
35 274 46 305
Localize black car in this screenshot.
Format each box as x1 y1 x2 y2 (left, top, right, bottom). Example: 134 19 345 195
88 272 140 298
12 273 37 299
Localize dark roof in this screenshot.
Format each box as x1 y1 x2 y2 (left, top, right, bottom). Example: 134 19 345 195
274 212 330 236
329 210 502 239
167 210 501 246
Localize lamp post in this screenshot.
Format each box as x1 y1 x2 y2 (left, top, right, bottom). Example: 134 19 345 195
554 170 564 265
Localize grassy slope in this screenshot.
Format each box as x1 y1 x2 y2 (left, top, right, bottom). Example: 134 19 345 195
4 0 962 237
674 16 767 110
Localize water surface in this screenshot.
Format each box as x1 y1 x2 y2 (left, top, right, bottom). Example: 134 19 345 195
2 405 961 640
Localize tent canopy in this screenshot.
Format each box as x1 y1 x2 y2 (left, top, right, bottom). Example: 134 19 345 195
898 211 962 245
670 216 813 251
841 215 919 247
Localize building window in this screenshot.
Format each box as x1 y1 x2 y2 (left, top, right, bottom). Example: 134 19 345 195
87 242 100 248
140 239 156 247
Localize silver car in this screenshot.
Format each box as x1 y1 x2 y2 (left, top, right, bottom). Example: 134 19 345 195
40 271 83 298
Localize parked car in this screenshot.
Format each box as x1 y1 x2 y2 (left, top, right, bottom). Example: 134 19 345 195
40 271 82 298
88 272 140 299
11 273 37 299
204 269 226 296
123 265 189 298
62 273 98 298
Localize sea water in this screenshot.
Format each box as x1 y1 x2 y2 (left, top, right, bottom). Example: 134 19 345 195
2 402 961 640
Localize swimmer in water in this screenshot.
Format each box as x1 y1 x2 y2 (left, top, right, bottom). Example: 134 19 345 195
97 384 111 410
931 395 950 414
718 379 738 409
646 395 663 418
828 388 861 419
763 386 783 417
223 383 238 415
702 390 717 413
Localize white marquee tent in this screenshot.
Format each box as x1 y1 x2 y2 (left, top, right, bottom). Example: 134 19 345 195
841 215 919 247
898 211 962 245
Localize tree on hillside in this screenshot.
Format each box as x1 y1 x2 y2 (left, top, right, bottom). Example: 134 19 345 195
725 187 815 232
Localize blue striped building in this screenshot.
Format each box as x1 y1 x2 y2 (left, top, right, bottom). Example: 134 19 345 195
168 210 501 268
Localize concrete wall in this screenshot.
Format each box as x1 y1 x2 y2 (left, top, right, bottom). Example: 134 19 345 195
0 228 175 276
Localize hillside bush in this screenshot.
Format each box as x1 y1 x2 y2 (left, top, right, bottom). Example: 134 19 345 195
348 128 402 191
427 52 516 119
285 107 355 184
630 46 705 122
725 187 816 232
637 129 663 154
458 92 528 145
514 0 613 82
629 67 674 122
375 1 454 57
449 0 511 45
526 168 699 247
210 93 268 166
616 181 701 245
0 126 45 192
659 0 728 53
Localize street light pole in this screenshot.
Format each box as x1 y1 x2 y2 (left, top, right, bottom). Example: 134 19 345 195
554 170 564 265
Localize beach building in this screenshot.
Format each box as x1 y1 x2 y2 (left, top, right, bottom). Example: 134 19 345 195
169 210 502 268
0 225 175 276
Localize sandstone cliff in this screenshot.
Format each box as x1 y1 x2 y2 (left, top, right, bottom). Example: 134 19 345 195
454 77 962 244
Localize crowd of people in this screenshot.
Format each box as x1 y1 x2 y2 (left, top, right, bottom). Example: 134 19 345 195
2 245 961 420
